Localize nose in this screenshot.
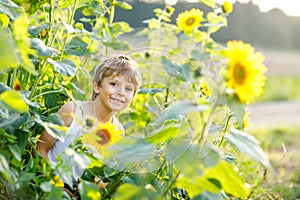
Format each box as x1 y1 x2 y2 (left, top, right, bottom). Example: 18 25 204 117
116 86 125 96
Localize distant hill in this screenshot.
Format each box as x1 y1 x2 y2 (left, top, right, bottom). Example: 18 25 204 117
114 1 300 50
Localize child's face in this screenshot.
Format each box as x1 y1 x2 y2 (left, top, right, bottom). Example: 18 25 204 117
96 74 135 112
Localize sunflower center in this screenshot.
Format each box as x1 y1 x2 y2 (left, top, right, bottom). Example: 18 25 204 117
233 63 247 84
185 17 195 26
96 129 111 145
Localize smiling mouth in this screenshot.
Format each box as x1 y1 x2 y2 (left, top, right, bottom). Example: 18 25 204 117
111 97 125 104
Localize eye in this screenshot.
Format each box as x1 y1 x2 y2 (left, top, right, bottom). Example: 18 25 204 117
110 82 117 86
126 87 134 92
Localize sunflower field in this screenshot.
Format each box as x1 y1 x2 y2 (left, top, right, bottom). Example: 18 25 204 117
0 0 274 199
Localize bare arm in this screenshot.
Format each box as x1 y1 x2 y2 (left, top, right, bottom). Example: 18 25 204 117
36 101 75 160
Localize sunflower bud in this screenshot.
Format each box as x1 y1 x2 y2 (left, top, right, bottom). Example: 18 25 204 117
222 1 233 15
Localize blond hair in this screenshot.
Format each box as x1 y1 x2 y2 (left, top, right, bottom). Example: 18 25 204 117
92 55 141 100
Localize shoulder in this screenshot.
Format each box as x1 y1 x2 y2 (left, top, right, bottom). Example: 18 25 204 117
57 101 76 126
113 116 125 133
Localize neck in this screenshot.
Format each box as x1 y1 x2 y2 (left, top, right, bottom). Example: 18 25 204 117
92 101 114 123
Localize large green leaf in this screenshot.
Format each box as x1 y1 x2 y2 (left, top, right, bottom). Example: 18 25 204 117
34 115 69 142
78 180 101 200
0 113 29 130
104 137 158 172
200 0 216 8
47 58 77 77
204 161 250 198
227 95 245 129
28 24 50 37
176 175 220 198
64 37 88 56
114 183 160 200
161 56 189 81
0 0 23 19
31 38 58 57
0 28 19 69
113 1 132 10
154 100 209 125
226 128 272 169
0 90 29 114
146 125 179 145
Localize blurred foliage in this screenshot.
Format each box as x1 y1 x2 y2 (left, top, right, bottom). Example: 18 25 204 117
250 126 300 199
257 76 300 102
0 0 278 199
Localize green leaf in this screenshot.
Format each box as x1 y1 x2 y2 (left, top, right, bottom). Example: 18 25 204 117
161 56 187 81
205 12 227 34
31 38 58 57
194 191 224 200
204 161 250 198
173 144 201 177
104 137 157 172
9 145 21 161
40 181 51 192
191 49 210 62
200 0 216 8
0 82 10 93
0 113 29 130
35 114 69 142
154 100 209 125
114 183 160 200
0 28 19 69
65 37 88 56
48 113 65 126
0 91 29 114
226 128 272 169
0 0 24 19
113 2 132 10
227 95 245 128
199 145 220 168
47 58 77 77
138 87 164 94
78 180 101 200
146 125 180 145
15 130 30 151
28 24 50 36
176 175 220 198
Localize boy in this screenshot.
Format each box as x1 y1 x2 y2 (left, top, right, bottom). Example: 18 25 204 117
37 55 140 195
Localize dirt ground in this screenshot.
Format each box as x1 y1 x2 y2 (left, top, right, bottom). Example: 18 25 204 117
249 49 300 128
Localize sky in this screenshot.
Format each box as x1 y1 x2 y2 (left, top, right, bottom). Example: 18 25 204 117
231 0 300 17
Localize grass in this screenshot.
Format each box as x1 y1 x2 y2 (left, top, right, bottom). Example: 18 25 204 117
257 76 300 102
250 126 300 199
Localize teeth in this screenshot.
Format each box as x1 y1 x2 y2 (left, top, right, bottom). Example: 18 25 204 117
111 98 123 103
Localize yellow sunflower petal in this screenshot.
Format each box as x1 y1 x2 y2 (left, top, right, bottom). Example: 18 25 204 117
224 40 267 104
176 8 203 32
80 120 123 155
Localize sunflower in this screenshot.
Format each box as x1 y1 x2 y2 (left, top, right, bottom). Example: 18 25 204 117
242 111 251 129
80 120 123 155
224 40 267 104
176 8 203 33
199 81 211 97
51 175 64 188
222 1 233 15
0 14 9 27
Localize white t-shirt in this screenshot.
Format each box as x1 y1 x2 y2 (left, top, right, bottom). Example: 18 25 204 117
47 101 124 183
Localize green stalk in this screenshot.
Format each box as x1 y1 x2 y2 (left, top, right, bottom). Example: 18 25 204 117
197 94 220 145
68 0 78 25
217 113 233 147
29 61 48 100
109 0 115 25
9 68 17 89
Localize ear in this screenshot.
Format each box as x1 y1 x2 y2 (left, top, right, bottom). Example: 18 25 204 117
93 81 100 95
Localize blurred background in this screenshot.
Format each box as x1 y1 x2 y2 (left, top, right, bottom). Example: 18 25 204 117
110 0 300 198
